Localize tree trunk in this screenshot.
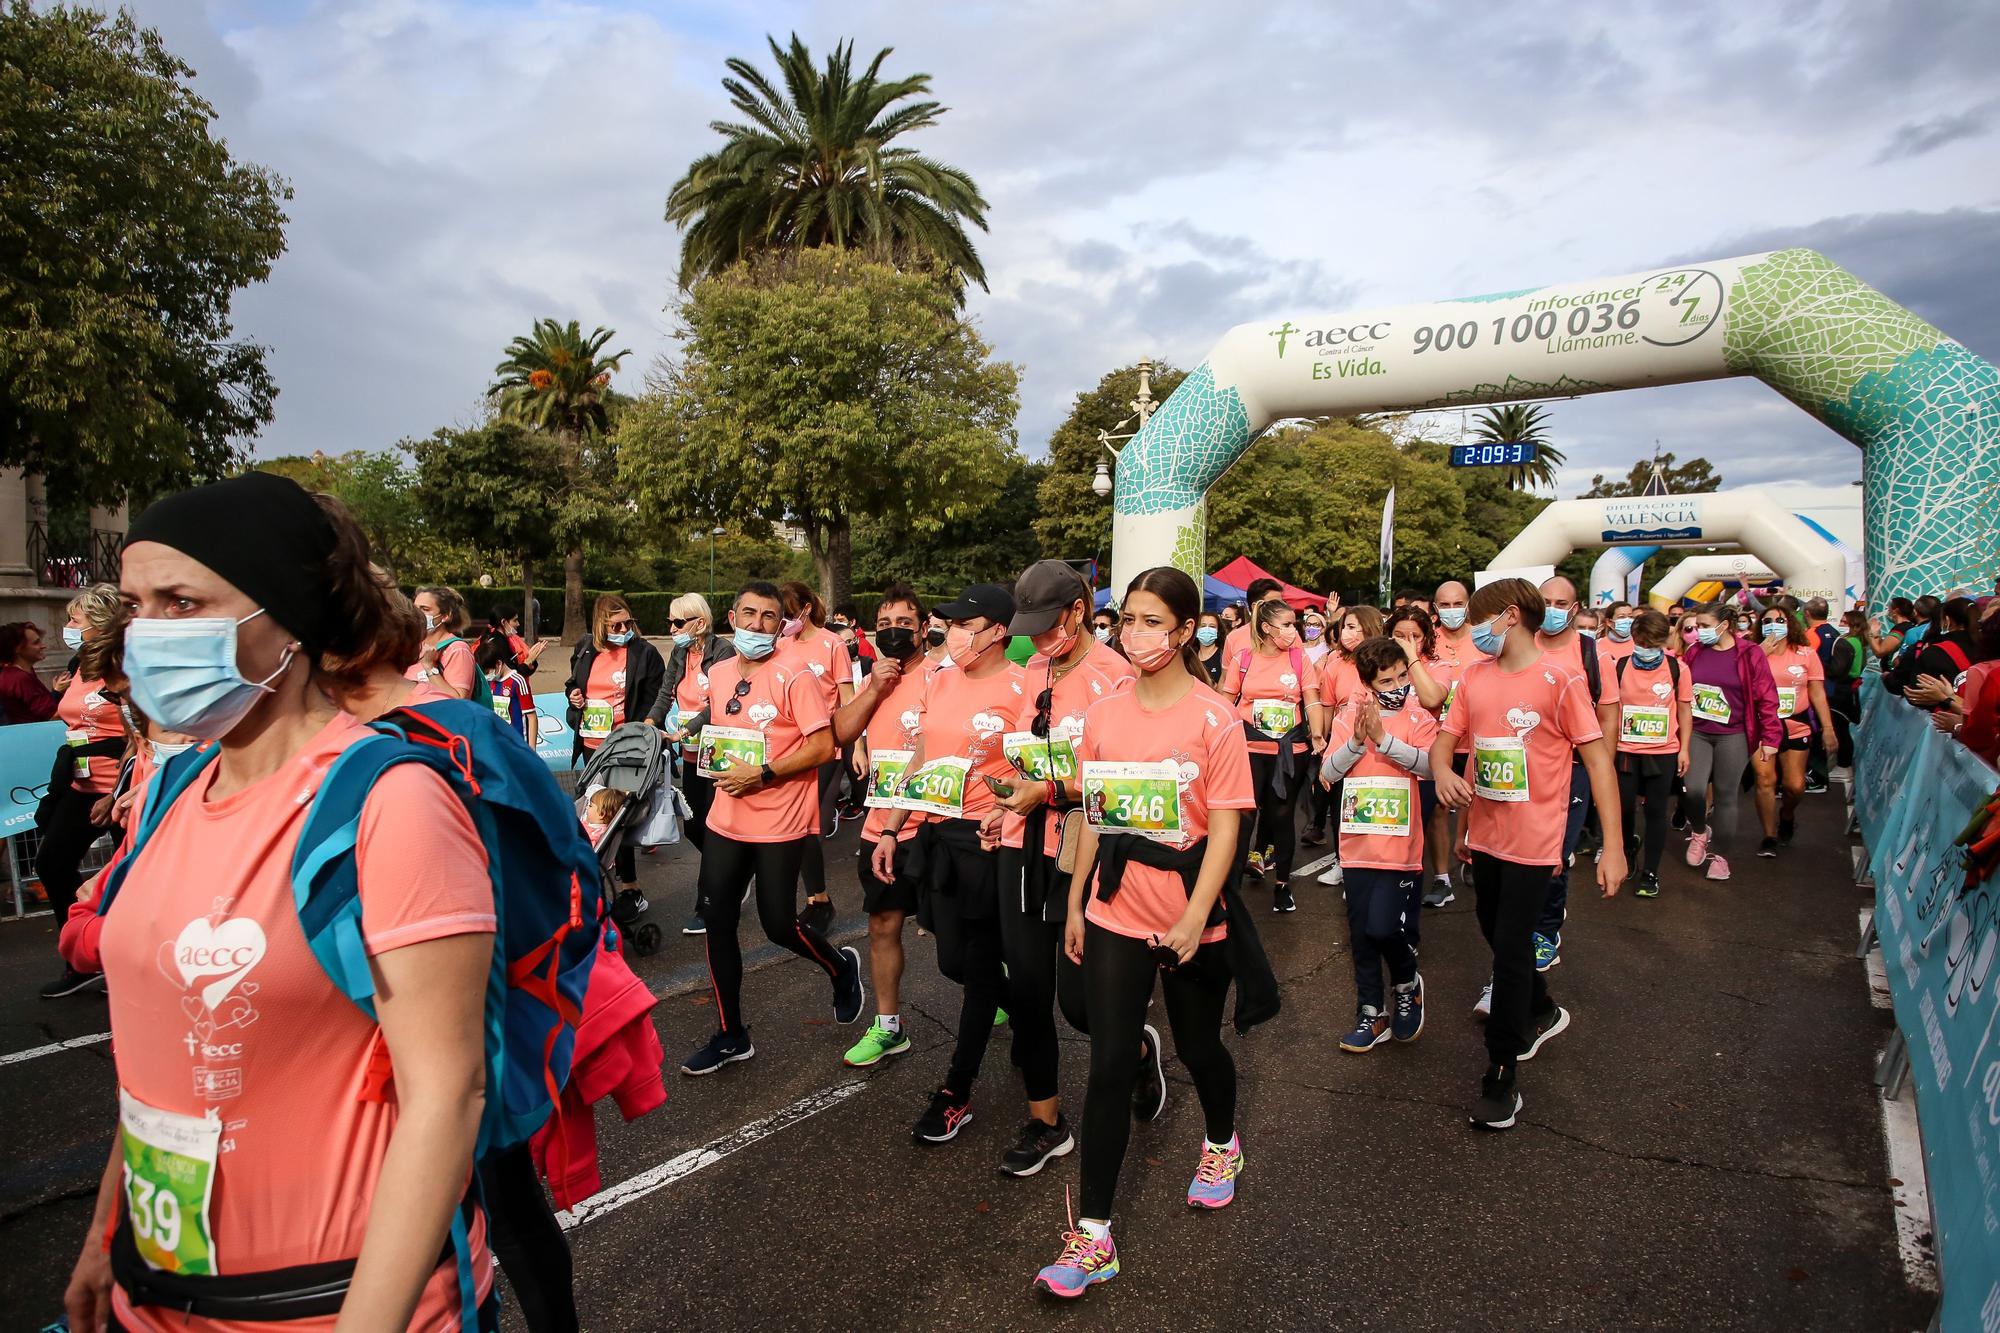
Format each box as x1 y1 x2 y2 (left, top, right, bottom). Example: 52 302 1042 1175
562 547 587 644
519 555 535 640
814 515 853 610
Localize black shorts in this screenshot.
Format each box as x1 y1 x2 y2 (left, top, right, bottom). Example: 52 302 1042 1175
857 836 923 916
1779 733 1811 754
1616 750 1679 779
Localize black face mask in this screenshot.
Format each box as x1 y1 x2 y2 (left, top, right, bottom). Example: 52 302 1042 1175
874 626 920 661
925 627 947 649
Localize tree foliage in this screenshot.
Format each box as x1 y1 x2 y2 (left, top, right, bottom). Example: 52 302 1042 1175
1469 403 1565 492
1032 362 1189 567
0 3 289 504
853 456 1047 593
408 422 568 624
665 33 988 300
255 449 480 583
616 248 1019 606
1582 451 1723 497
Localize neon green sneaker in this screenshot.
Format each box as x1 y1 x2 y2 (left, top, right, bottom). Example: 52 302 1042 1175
843 1020 911 1068
994 1006 1010 1028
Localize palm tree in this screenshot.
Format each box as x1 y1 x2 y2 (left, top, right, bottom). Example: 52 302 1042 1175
666 33 989 299
491 320 631 642
1470 403 1566 491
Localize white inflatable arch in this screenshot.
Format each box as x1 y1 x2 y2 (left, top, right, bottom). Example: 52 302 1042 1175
1646 554 1778 609
1484 488 1846 605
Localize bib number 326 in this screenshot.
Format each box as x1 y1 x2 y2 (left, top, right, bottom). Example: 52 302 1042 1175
118 1089 222 1275
1471 735 1530 803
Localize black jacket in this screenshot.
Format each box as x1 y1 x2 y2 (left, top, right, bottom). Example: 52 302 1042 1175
646 633 737 730
563 635 666 766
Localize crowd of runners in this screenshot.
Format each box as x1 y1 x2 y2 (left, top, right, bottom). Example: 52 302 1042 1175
8 469 1991 1329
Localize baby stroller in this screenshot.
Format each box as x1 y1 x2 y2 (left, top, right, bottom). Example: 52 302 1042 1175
575 722 682 956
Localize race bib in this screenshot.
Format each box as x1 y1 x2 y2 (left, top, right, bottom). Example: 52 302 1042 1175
65 728 90 780
580 697 616 741
899 756 971 819
491 692 513 721
1004 727 1078 783
697 725 768 778
865 749 913 809
1443 681 1459 716
1691 683 1731 723
1340 774 1413 835
1251 698 1300 738
119 1089 221 1276
1620 705 1671 744
1471 735 1530 803
1080 760 1184 839
1776 686 1799 717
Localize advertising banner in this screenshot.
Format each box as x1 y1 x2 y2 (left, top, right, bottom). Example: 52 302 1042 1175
0 721 64 836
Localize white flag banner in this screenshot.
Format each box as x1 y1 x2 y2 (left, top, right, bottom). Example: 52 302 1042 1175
1377 485 1396 606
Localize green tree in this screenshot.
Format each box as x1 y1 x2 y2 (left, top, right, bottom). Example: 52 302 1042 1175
1469 403 1565 492
407 423 566 627
618 250 1019 607
1 4 289 504
1582 451 1723 497
255 450 443 580
489 319 632 642
853 456 1047 592
1032 363 1189 570
665 34 988 299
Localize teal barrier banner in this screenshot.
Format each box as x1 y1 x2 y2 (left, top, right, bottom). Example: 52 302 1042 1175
531 692 575 770
1862 689 2000 1330
0 721 65 836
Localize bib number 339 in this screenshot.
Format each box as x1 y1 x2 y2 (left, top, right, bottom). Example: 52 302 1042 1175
118 1088 222 1275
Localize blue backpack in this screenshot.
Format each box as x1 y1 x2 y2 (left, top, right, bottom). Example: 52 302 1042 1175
100 700 604 1327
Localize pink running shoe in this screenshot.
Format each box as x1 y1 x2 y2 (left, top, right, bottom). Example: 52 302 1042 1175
1685 830 1711 868
1032 1194 1118 1298
1186 1136 1245 1209
1705 854 1732 882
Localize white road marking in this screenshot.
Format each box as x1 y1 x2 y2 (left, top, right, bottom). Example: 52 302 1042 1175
2 909 54 921
0 1031 110 1067
557 1080 867 1231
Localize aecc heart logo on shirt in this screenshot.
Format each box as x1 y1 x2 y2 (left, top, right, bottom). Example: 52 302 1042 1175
1505 707 1542 735
747 703 779 728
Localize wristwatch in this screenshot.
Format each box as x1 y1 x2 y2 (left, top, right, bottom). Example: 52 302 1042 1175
759 763 777 785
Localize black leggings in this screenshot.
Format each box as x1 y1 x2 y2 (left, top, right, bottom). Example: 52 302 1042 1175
1077 921 1235 1220
1617 758 1674 875
34 783 102 921
799 759 841 898
925 834 1009 1097
997 846 1065 1103
697 831 845 1036
1246 749 1300 880
1470 852 1557 1066
477 1142 577 1333
680 763 714 852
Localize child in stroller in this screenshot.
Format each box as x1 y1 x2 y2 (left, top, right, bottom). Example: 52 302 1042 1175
574 721 676 955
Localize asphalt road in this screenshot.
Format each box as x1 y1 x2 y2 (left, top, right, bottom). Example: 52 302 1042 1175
0 786 1930 1330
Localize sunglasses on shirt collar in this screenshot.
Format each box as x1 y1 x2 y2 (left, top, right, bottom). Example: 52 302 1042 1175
723 678 753 715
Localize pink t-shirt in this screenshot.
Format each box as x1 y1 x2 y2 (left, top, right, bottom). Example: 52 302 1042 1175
1222 646 1311 756
582 646 628 752
404 637 478 697
58 674 124 794
1599 635 1637 663
1080 682 1254 944
101 712 495 1330
673 650 710 760
862 659 934 843
1764 643 1825 739
1001 641 1136 856
1613 655 1694 755
912 659 1029 824
701 653 831 843
1317 653 1364 716
1440 651 1603 868
1324 700 1439 871
781 626 856 710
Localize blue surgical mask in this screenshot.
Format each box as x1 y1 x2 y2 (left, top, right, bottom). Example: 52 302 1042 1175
1611 617 1634 640
1470 617 1508 656
123 609 295 740
1195 626 1217 646
1632 646 1664 668
734 629 776 660
1375 684 1412 710
672 632 695 648
1437 607 1467 630
607 630 635 647
148 738 195 764
1578 627 1597 639
61 625 84 651
1542 607 1571 634
1696 626 1720 647
1760 622 1788 639
1094 628 1112 644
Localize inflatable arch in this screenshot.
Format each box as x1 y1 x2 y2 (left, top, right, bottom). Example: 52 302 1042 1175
1646 554 1778 609
1107 250 1998 608
1485 488 1846 605
1588 509 1865 607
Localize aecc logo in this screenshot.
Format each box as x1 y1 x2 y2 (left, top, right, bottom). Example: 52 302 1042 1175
1269 320 1391 359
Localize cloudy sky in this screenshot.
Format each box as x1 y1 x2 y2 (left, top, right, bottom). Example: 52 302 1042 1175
131 0 2000 497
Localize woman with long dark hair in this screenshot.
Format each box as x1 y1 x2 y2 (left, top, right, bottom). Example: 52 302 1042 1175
1219 596 1324 912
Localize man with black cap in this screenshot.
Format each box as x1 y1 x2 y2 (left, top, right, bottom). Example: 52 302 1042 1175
871 582 1029 1149
985 560 1150 1175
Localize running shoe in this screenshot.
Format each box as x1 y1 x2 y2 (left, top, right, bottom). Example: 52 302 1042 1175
1245 848 1269 876
1635 871 1661 899
1186 1136 1244 1208
1134 1023 1168 1123
1518 1005 1571 1062
1803 777 1828 795
1339 1007 1390 1053
800 895 835 937
1300 825 1327 848
1705 855 1732 882
682 912 707 936
1533 933 1559 972
833 946 866 1025
1000 1116 1075 1178
842 1020 910 1068
39 967 104 1000
993 1006 1010 1027
1391 975 1425 1042
681 1028 755 1076
1684 829 1710 867
913 1087 974 1144
1671 803 1687 831
1423 876 1455 908
1757 837 1778 858
1778 817 1796 844
1317 858 1344 887
1272 885 1297 913
1033 1208 1118 1298
1472 980 1493 1018
1468 1066 1521 1131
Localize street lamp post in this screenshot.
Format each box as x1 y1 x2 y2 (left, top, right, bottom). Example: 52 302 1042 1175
708 525 725 599
1092 358 1160 501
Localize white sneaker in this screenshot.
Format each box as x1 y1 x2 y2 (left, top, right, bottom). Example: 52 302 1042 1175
1317 860 1344 887
1472 981 1493 1018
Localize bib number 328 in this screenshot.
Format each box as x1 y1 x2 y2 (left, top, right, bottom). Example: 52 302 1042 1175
118 1089 222 1275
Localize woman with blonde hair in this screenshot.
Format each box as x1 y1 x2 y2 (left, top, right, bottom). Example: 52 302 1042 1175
565 594 665 893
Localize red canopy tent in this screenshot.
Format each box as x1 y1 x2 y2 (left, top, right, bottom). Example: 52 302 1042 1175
1210 556 1321 611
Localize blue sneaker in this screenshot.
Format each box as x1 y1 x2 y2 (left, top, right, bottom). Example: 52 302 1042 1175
1391 975 1425 1042
1338 1007 1390 1053
1033 1210 1118 1298
1533 933 1560 972
680 1028 754 1076
1186 1136 1244 1208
